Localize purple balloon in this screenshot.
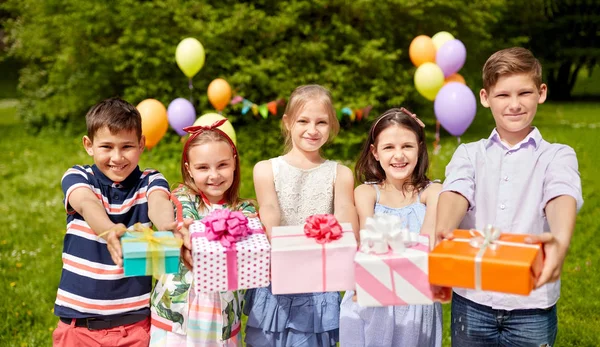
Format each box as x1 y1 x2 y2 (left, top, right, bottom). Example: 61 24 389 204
434 83 476 137
167 98 196 136
436 39 467 77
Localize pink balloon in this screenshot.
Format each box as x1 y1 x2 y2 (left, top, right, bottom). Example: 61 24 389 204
435 39 467 77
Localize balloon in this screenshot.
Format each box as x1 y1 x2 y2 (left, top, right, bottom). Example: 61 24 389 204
176 38 205 78
414 62 445 101
436 39 467 77
409 35 436 67
434 82 477 136
137 99 168 149
193 113 237 145
207 78 232 111
431 31 455 51
445 73 466 85
167 98 196 136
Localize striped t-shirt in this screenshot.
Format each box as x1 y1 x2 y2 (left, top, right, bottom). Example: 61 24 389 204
54 164 170 319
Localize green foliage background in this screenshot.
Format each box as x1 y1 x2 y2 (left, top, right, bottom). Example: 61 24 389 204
2 0 509 129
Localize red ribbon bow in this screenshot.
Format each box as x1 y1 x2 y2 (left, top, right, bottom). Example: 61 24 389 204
182 119 237 162
202 209 251 248
304 214 343 244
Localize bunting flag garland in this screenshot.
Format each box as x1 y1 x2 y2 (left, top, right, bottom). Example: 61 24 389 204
229 95 372 123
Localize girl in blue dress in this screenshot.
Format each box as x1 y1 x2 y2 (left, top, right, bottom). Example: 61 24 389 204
339 108 443 347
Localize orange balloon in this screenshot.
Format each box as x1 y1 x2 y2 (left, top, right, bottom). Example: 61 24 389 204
445 73 466 85
409 35 436 67
136 99 168 149
207 78 232 111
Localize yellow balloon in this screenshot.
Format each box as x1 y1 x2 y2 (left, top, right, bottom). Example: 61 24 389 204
414 63 445 101
431 31 455 51
176 38 205 78
137 99 168 149
193 113 237 146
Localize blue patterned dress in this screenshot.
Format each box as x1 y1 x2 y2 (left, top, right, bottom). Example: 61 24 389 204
339 184 442 347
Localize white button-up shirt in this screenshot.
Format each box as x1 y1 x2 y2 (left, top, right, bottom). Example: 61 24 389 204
442 127 583 310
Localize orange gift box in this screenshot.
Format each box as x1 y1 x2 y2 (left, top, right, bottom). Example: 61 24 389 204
429 228 543 296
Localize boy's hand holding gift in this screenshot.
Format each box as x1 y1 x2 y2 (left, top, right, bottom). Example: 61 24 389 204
429 225 543 295
119 223 183 278
190 209 271 293
100 223 128 267
354 214 435 306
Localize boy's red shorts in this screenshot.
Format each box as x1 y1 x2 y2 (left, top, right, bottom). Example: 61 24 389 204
52 316 150 347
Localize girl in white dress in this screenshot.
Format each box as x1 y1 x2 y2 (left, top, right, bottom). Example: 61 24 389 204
243 85 359 347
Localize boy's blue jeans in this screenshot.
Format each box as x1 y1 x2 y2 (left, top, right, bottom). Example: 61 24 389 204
451 293 557 347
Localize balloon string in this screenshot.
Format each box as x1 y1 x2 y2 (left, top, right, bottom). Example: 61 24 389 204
434 120 441 155
457 136 461 144
188 78 194 103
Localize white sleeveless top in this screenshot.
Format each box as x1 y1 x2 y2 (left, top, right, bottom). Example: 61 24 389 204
271 156 337 226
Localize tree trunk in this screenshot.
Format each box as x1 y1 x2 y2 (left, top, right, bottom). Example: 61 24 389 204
547 61 576 100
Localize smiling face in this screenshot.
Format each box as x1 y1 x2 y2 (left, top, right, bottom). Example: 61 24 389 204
83 126 144 182
480 73 547 145
285 101 331 153
185 140 236 204
371 124 419 184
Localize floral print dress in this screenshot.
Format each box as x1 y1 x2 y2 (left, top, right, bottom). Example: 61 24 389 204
150 185 256 347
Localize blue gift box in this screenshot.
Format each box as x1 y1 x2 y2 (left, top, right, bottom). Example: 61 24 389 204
121 231 181 277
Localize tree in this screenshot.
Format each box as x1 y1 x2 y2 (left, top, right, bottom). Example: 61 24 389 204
2 0 505 128
492 0 599 100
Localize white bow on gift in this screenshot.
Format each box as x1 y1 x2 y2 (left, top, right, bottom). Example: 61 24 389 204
359 214 419 254
469 224 502 290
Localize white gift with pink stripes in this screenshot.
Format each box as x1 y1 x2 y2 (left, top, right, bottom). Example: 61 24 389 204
190 217 271 293
355 232 434 307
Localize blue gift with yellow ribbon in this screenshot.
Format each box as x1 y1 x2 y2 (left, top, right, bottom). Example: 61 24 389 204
121 223 182 278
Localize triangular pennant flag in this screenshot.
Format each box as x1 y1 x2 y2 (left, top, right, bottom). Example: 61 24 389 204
259 104 269 119
231 95 244 105
349 109 356 122
363 105 373 119
251 104 259 116
336 109 343 121
267 101 277 115
355 109 363 121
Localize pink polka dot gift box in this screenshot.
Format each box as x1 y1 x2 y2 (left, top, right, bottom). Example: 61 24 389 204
190 209 271 293
271 214 357 295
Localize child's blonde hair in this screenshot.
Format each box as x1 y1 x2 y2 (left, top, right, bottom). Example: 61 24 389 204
181 129 241 210
282 85 340 152
482 47 543 92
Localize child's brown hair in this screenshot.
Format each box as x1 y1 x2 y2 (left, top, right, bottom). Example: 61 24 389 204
85 98 142 141
355 108 430 193
482 47 543 92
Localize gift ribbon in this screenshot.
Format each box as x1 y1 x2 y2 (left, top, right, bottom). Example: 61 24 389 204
121 223 183 279
304 214 343 291
202 209 255 248
359 215 419 255
271 215 350 292
193 212 264 291
450 225 539 291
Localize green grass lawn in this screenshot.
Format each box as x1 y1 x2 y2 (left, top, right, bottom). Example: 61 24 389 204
0 99 598 346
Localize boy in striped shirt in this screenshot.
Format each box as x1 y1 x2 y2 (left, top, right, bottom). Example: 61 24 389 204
53 98 185 347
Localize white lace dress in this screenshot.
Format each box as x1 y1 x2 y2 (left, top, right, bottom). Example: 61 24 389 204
243 157 341 347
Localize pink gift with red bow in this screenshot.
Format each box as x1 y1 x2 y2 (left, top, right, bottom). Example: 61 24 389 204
271 214 357 294
191 209 271 293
